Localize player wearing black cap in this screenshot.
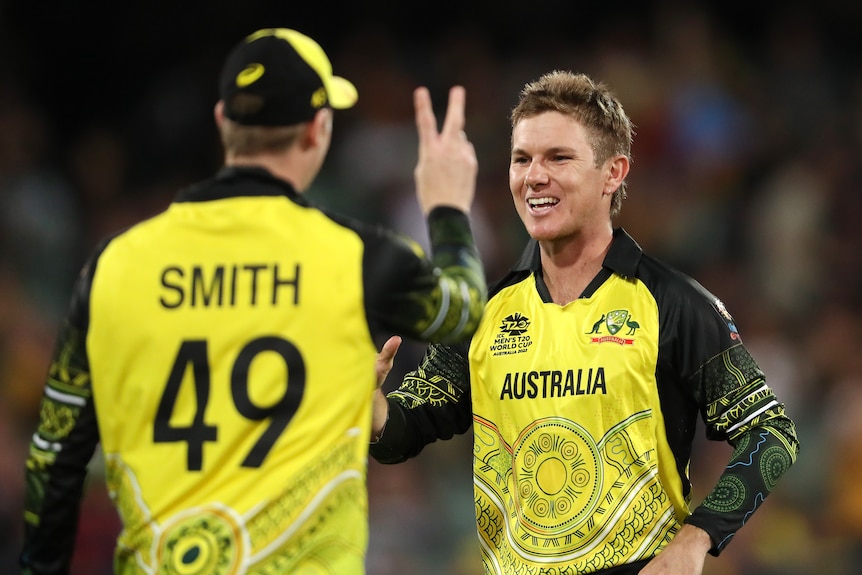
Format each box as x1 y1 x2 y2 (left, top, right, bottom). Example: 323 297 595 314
20 28 487 575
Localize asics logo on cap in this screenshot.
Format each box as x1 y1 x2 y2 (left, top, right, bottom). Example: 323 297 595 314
311 87 327 108
236 63 265 87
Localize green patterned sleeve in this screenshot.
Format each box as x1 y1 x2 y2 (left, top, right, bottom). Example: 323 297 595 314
369 341 473 463
422 206 488 340
20 258 101 574
684 345 800 555
360 206 487 344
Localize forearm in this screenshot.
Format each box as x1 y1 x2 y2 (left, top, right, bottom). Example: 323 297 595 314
362 207 486 344
369 398 421 463
21 321 99 573
686 421 798 554
21 463 90 574
427 206 484 285
423 206 487 343
688 343 800 555
369 342 472 463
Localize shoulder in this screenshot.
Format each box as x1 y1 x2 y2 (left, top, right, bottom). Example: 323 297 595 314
635 252 720 308
635 252 742 342
319 208 424 263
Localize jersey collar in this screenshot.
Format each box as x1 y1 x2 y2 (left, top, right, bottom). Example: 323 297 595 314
511 227 643 279
174 166 310 206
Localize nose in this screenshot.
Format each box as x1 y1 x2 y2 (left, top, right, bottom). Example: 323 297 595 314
524 162 548 189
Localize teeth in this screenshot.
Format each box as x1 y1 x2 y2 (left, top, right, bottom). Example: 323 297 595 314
528 197 558 207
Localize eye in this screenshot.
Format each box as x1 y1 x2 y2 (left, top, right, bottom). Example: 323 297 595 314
511 155 529 165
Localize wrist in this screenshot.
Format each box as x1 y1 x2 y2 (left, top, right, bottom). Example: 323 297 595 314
677 523 713 554
371 391 390 443
370 412 389 444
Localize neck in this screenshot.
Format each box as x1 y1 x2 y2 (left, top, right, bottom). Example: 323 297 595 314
225 153 306 192
539 226 613 305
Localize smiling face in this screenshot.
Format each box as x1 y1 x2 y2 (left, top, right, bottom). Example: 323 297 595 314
510 111 622 247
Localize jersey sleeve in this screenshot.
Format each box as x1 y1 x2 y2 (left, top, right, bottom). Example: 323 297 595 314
20 259 101 574
670 281 800 556
360 206 487 344
684 342 799 555
369 341 473 463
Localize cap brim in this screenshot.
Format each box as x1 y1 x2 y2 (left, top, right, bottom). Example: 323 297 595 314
328 76 358 109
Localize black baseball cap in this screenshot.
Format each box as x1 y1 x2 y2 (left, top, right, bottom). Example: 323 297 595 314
219 28 358 126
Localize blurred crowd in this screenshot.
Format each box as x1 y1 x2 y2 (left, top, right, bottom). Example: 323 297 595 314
2 3 861 574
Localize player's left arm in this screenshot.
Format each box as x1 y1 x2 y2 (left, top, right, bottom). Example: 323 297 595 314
662 275 800 558
370 340 473 463
687 344 799 555
684 341 799 555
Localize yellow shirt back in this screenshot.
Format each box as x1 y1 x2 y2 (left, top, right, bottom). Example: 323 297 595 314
88 194 376 574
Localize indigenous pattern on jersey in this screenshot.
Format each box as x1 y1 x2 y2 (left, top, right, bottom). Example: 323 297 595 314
470 271 678 572
371 228 798 575
22 167 487 575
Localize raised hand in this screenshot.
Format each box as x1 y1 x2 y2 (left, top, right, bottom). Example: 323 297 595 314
413 86 478 215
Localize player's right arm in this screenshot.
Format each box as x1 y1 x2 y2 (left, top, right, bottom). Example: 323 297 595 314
20 252 102 575
357 207 486 344
361 85 487 343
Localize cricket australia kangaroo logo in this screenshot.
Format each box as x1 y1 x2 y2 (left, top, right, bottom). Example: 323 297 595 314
586 309 638 345
490 312 533 356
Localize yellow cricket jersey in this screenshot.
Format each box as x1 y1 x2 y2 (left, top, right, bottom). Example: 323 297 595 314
372 228 798 575
22 167 487 575
90 187 375 575
469 272 681 572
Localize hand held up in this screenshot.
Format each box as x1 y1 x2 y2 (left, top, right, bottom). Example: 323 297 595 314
413 86 478 215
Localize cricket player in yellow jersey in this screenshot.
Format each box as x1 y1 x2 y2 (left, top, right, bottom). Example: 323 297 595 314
20 28 487 575
370 71 799 575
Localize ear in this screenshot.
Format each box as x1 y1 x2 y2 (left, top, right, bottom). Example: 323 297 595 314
214 100 226 128
305 108 332 146
604 154 630 196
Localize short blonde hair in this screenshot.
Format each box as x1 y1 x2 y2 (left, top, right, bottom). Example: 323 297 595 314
511 71 634 218
219 111 305 156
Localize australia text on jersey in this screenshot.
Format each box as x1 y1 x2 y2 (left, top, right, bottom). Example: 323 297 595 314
159 263 300 308
500 367 607 399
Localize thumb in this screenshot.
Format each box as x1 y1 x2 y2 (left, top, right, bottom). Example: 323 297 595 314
376 335 403 388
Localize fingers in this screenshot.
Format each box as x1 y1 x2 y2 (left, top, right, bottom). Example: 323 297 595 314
440 85 466 138
411 84 476 215
415 85 467 143
414 87 435 149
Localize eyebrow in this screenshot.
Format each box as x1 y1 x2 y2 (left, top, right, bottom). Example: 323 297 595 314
510 146 576 156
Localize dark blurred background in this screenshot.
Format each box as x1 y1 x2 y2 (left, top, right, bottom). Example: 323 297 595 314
2 1 861 573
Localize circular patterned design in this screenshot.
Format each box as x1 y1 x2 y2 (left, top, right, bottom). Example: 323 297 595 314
555 496 572 516
572 468 591 488
538 433 553 451
533 498 550 517
536 458 566 495
704 474 747 513
513 418 601 534
760 445 792 490
158 509 243 575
